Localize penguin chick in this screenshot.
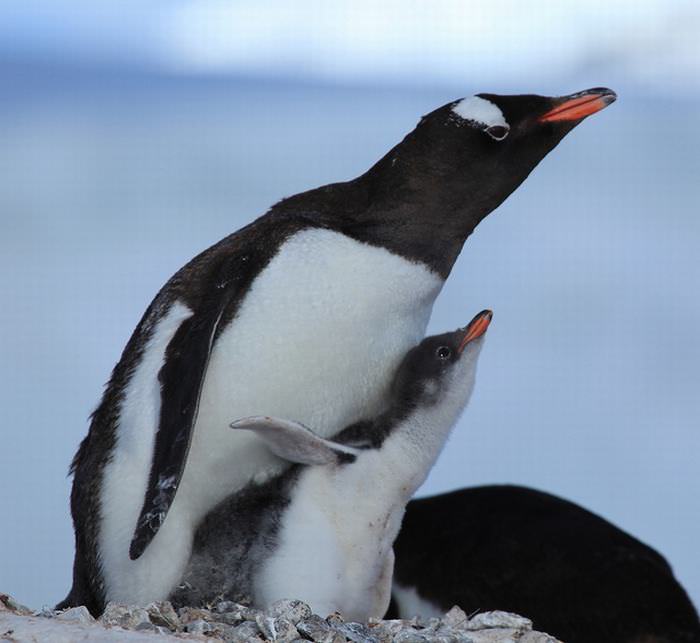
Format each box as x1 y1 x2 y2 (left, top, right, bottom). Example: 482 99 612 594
172 310 493 621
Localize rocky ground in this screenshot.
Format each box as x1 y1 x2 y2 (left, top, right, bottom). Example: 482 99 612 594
0 593 561 643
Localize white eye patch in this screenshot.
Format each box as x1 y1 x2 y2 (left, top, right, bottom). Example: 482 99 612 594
452 96 510 141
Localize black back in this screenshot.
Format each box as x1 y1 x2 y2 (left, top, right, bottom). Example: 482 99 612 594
389 485 700 643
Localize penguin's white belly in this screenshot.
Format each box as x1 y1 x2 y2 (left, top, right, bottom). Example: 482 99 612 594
99 227 442 604
255 449 412 620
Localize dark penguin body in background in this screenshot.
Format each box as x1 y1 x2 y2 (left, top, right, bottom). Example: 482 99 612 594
58 88 616 615
172 312 492 620
388 486 700 643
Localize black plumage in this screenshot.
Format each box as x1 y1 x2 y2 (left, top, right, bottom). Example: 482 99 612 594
390 485 700 643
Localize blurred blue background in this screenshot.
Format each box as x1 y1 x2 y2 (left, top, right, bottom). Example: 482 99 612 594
1 0 699 614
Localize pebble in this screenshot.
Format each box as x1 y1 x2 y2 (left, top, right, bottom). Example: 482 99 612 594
215 602 263 624
334 620 380 643
268 599 313 624
296 614 345 643
392 630 429 643
178 605 216 624
135 620 160 632
231 619 266 643
55 605 95 624
0 593 33 616
466 612 532 632
442 606 469 630
185 618 214 634
146 601 181 630
0 591 562 643
99 603 152 629
257 614 300 642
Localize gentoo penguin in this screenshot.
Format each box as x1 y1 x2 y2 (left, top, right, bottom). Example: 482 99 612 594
58 88 616 616
388 486 700 643
170 311 492 620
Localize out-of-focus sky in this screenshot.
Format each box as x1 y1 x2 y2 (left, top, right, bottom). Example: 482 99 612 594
1 0 699 93
1 0 699 622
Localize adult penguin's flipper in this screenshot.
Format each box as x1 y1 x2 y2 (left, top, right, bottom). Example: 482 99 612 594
129 302 225 560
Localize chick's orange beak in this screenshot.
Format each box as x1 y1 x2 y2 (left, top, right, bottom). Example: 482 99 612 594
458 310 493 353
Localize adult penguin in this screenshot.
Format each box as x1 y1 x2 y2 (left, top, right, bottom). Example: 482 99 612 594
58 88 616 615
389 485 700 643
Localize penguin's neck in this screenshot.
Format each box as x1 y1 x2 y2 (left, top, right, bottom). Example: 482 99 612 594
373 373 476 497
275 145 500 278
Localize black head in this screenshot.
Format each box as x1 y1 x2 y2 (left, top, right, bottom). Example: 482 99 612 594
351 88 616 276
391 310 493 406
444 88 617 188
410 88 617 217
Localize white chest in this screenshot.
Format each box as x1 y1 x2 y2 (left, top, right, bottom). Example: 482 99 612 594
254 437 428 619
181 228 443 511
254 462 406 620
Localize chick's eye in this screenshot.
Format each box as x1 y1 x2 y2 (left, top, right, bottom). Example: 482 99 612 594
486 125 509 141
436 346 451 360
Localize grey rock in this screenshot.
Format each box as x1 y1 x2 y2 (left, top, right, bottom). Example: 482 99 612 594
334 620 380 643
184 617 237 640
215 601 240 614
216 604 262 625
230 619 266 642
185 618 214 634
297 614 346 643
135 620 159 631
467 631 518 643
466 612 532 632
217 611 247 627
33 606 58 618
0 610 190 642
99 603 151 629
442 606 469 630
0 591 562 643
0 593 33 616
244 606 264 622
256 614 299 642
178 605 217 625
422 633 460 643
268 599 312 624
326 612 345 626
442 630 476 643
55 605 95 624
418 617 443 634
392 629 430 643
297 614 330 641
518 633 561 643
369 618 428 643
214 623 239 642
146 601 181 631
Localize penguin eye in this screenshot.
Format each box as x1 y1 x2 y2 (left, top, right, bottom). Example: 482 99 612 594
436 346 452 360
485 125 509 141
